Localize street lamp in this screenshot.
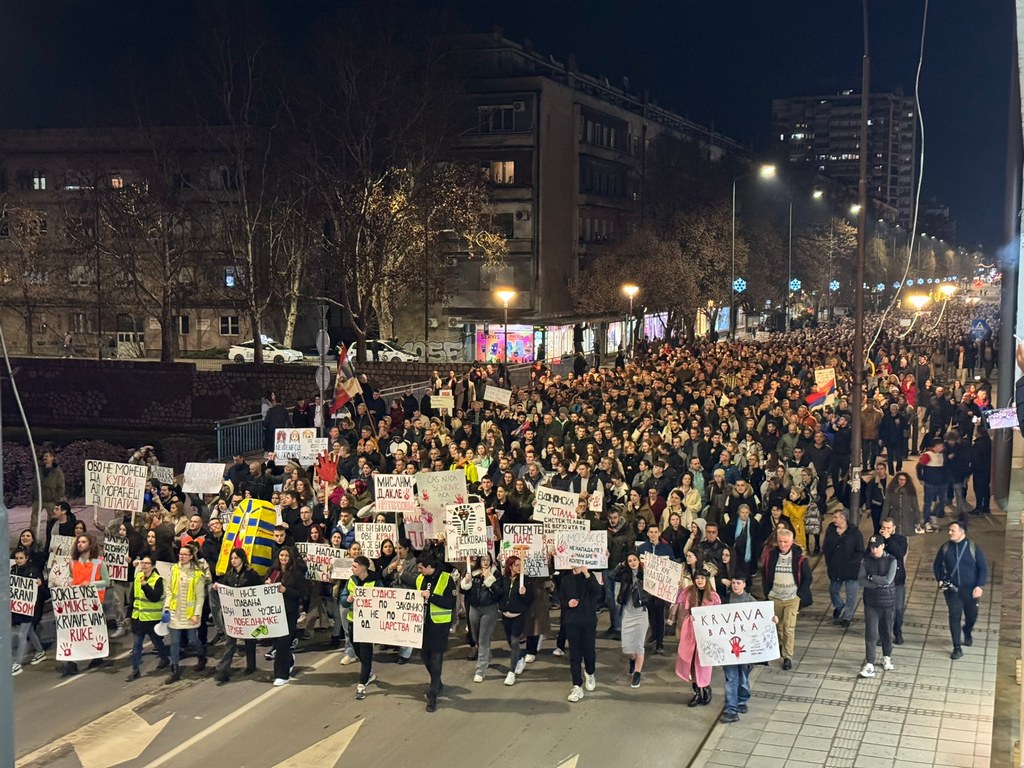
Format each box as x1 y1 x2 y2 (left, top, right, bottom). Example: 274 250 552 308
621 284 639 357
731 163 776 339
906 293 931 311
495 289 516 363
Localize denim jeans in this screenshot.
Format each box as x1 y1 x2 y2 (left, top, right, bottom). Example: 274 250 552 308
722 664 751 714
922 483 946 524
340 611 356 660
950 481 969 516
603 569 621 630
829 578 859 621
131 624 168 671
169 627 204 666
469 604 499 677
13 623 43 666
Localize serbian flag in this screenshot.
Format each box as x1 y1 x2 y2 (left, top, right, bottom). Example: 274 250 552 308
330 374 362 415
806 367 837 411
337 341 349 370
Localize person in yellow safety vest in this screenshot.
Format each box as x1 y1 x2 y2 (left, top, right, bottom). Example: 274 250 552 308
163 543 211 684
450 448 479 485
342 556 376 700
126 555 170 681
416 554 457 712
60 533 111 677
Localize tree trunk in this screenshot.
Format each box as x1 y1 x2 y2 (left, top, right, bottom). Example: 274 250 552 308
282 288 300 349
250 309 263 364
159 319 175 362
25 310 34 355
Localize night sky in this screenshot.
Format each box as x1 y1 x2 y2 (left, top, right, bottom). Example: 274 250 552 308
0 1 1014 247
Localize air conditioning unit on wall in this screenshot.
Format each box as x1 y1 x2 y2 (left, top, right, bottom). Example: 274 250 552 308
427 317 439 329
512 101 526 112
515 210 531 221
447 317 464 329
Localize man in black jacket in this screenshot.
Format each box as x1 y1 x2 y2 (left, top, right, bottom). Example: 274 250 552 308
879 517 908 644
857 535 898 678
763 527 812 671
823 508 864 628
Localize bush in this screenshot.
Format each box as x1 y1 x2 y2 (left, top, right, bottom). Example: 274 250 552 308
56 440 131 497
3 439 130 506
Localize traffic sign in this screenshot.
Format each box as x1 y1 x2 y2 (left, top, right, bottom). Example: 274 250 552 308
315 365 332 390
316 329 331 356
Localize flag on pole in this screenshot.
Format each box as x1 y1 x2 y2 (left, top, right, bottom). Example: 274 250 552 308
330 374 362 415
337 341 349 370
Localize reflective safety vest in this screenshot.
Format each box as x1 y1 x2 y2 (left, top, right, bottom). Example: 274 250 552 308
168 564 205 620
132 571 164 622
416 571 453 625
71 558 106 603
345 576 375 622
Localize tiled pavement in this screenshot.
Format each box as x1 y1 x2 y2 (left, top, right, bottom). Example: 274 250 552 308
692 509 1004 768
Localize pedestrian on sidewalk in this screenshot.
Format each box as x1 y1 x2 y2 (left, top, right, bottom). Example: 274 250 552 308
971 427 992 515
719 570 777 724
676 569 719 706
857 536 897 678
879 518 908 644
763 527 812 671
933 521 988 660
823 508 864 628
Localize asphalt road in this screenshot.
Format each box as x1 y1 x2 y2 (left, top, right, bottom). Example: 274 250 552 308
14 616 723 768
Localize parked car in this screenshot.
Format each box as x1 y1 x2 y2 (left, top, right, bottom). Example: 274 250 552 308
347 340 419 362
228 338 305 364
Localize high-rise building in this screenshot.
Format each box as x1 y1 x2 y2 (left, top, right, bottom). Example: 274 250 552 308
772 91 916 226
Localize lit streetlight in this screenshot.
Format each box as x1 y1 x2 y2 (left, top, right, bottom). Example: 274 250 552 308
906 293 931 311
495 289 516 363
939 283 958 299
622 284 639 356
731 163 776 339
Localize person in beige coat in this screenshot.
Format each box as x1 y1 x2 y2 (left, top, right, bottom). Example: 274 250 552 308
163 543 211 683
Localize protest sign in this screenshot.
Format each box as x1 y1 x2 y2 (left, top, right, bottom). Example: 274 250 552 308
296 543 342 583
417 470 467 536
85 460 148 515
182 462 225 494
587 488 603 514
373 474 418 517
483 385 512 407
690 600 780 666
641 553 683 602
331 557 353 581
149 465 175 485
500 523 548 577
987 407 1019 430
352 586 423 649
273 428 325 464
102 536 131 582
219 584 289 640
403 506 427 551
542 506 588 549
553 530 608 570
355 523 399 558
300 436 328 464
52 585 109 661
444 502 488 560
10 574 39 617
533 485 579 522
47 534 76 585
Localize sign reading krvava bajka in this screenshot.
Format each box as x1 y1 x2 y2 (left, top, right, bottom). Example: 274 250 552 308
85 460 148 514
218 584 289 640
690 600 780 666
352 586 424 648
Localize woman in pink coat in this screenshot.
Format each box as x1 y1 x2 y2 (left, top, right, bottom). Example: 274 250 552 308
675 569 720 707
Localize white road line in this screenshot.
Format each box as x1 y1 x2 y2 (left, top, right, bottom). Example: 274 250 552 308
52 648 132 689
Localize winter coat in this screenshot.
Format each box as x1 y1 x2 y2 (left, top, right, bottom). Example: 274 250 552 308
882 482 920 536
674 588 720 688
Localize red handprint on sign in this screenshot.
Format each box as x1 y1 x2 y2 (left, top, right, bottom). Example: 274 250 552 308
94 641 105 652
59 642 72 657
729 636 745 658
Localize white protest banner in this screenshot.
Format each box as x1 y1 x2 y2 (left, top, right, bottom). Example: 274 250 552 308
102 536 131 582
533 485 579 522
218 583 289 640
554 530 608 570
10 574 39 617
444 502 488 560
987 407 1019 430
641 553 683 602
403 506 428 551
483 384 512 407
300 436 328 465
417 470 468 536
373 474 417 516
274 428 319 462
296 543 342 583
352 586 424 649
500 523 548 577
355 523 399 558
331 557 353 581
85 460 148 514
690 600 780 666
182 462 225 494
150 465 175 485
47 534 76 585
52 584 109 662
430 395 455 411
588 488 603 514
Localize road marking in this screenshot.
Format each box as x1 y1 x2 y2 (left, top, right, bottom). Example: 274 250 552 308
52 648 132 689
556 756 580 768
144 652 339 768
271 720 364 767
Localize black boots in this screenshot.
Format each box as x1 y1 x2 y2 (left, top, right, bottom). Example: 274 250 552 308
196 656 208 672
701 687 712 705
687 684 702 707
165 665 181 685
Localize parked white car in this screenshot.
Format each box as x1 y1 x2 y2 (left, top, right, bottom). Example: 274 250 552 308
348 340 419 362
228 338 305 364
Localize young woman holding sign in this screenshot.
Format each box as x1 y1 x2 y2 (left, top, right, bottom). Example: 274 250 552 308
460 554 503 683
675 569 720 707
614 553 651 687
60 534 111 677
342 556 376 700
497 555 533 686
266 545 304 686
11 549 44 675
213 548 262 684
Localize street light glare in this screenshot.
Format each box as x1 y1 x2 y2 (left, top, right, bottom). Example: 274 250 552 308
758 164 777 179
939 284 957 298
906 294 931 310
621 284 640 299
495 289 516 306
812 189 824 199
849 204 862 215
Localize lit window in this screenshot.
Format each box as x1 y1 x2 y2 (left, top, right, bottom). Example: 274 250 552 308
224 266 240 287
220 315 239 336
111 174 124 189
32 171 46 191
486 161 515 185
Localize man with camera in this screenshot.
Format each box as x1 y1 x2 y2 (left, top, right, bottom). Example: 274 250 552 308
933 520 988 660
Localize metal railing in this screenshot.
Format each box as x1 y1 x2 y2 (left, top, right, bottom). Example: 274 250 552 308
215 413 265 460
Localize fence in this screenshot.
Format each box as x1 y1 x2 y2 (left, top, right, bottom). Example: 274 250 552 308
215 413 265 460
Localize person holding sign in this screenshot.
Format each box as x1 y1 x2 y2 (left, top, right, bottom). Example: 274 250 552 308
558 563 602 702
126 555 170 681
342 556 377 700
11 549 45 675
213 549 262 684
460 554 503 683
718 571 777 723
614 553 651 688
497 556 534 686
266 546 305 686
675 569 720 707
60 534 111 677
416 555 457 712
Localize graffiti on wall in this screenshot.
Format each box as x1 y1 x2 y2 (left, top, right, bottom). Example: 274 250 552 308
400 340 464 362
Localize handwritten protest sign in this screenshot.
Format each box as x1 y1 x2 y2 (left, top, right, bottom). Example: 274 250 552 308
483 385 512 407
182 463 224 494
85 460 148 514
352 586 424 649
331 557 353 581
417 470 467 536
641 553 683 602
373 474 417 516
10 574 38 617
355 523 399 558
52 585 109 662
500 523 548 577
533 485 579 522
149 465 175 485
431 388 455 412
296 543 343 583
690 600 780 666
102 536 131 582
444 502 488 560
403 506 427 551
553 530 608 570
48 535 76 586
219 584 289 640
542 504 588 549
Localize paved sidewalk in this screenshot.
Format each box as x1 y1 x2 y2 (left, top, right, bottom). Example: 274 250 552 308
692 509 1003 768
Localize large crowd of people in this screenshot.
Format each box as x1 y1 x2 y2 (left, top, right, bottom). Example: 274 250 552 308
10 299 999 723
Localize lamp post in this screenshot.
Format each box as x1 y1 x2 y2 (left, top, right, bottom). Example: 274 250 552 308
731 164 775 339
939 283 957 350
621 284 639 357
496 289 516 363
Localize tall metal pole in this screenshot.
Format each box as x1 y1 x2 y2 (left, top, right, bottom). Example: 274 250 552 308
628 295 634 357
423 208 430 346
0 372 14 768
503 300 509 363
849 0 871 515
787 200 793 332
730 179 737 340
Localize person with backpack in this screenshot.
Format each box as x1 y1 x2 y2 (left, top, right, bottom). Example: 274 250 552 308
933 520 988 660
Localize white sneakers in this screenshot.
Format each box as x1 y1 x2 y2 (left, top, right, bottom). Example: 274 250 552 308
11 664 22 676
273 677 289 687
30 651 45 665
552 648 565 657
585 673 596 692
366 672 376 685
860 658 895 677
882 656 895 671
524 654 537 663
859 663 875 678
473 673 484 683
567 685 585 702
340 655 356 666
355 684 366 700
514 658 525 675
504 671 516 686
